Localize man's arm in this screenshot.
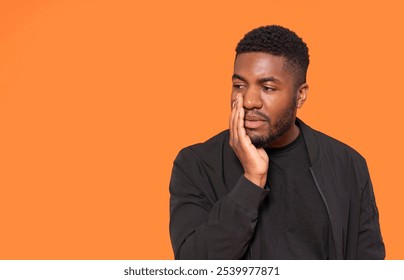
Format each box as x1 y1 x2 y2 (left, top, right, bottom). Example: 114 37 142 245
169 94 269 259
169 156 267 259
356 173 385 259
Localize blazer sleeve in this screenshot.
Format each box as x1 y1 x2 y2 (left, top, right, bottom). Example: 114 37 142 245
356 170 385 259
169 149 268 259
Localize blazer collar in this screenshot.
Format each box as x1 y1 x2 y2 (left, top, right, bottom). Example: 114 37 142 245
297 118 320 166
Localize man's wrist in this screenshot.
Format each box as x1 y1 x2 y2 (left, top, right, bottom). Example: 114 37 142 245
244 173 267 188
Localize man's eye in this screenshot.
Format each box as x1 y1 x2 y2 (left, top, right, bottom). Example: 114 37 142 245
262 86 275 91
233 84 245 89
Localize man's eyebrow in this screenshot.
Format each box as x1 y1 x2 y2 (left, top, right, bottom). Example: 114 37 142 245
232 73 246 82
257 77 281 84
232 74 281 84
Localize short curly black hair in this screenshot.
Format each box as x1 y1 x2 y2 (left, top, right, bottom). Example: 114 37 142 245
236 25 309 87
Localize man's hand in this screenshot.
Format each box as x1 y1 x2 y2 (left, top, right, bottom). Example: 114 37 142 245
229 94 269 188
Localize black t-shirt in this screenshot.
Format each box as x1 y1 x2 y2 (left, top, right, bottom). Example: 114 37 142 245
260 129 334 259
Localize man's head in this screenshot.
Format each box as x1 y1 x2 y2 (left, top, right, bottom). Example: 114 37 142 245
232 25 309 148
235 25 309 89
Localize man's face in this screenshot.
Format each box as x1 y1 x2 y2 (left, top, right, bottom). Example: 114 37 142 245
231 52 301 148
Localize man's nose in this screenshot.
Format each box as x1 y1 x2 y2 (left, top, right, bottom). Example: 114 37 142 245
243 87 262 109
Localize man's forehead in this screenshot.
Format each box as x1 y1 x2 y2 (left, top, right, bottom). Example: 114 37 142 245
233 52 288 78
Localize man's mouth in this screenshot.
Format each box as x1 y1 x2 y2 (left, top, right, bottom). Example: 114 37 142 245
244 115 268 129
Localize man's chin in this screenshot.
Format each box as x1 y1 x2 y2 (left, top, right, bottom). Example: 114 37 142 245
247 132 272 149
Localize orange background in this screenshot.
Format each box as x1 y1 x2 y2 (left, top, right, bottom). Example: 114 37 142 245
0 0 403 259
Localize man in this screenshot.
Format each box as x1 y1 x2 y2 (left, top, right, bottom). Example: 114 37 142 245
169 25 385 259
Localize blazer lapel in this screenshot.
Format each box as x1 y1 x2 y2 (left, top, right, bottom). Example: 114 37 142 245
298 118 344 259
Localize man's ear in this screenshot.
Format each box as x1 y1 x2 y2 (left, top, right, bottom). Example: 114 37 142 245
297 83 309 108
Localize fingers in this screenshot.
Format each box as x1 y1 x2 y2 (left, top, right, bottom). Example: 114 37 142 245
235 95 253 150
229 94 240 146
229 97 236 132
232 95 240 142
230 94 252 150
237 96 247 142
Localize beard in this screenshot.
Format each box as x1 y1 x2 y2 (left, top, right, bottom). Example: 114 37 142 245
247 96 297 148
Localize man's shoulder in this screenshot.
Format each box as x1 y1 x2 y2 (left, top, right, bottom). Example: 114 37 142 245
314 128 363 158
175 130 230 164
300 120 366 165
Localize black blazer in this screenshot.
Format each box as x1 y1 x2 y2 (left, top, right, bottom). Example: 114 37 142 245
169 119 385 259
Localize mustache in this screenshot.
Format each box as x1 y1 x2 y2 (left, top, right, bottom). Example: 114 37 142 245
244 110 270 122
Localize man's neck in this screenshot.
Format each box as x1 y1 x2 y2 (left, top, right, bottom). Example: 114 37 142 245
267 123 300 149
